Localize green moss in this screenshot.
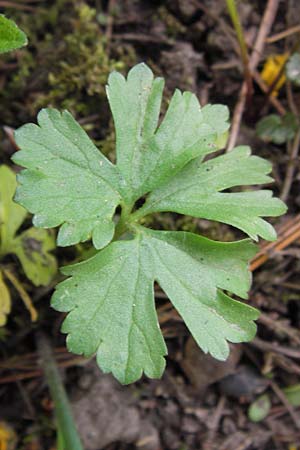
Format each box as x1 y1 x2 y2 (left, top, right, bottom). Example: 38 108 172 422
157 6 185 38
0 1 136 126
34 3 131 113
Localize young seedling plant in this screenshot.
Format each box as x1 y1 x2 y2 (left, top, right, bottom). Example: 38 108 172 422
12 63 287 384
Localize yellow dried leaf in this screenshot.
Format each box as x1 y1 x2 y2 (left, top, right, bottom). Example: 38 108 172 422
0 271 11 326
0 421 17 450
261 53 288 96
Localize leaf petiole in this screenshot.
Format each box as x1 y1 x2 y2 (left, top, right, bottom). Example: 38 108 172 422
113 202 134 240
114 201 153 240
128 203 151 225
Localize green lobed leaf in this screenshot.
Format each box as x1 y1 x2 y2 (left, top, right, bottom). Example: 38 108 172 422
107 63 230 201
52 228 258 384
286 52 300 86
137 147 286 241
12 63 286 384
12 227 57 286
13 109 122 249
256 113 298 145
52 235 167 384
13 67 230 247
283 384 300 407
0 15 27 53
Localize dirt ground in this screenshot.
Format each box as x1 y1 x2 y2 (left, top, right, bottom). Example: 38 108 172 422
1 1 300 449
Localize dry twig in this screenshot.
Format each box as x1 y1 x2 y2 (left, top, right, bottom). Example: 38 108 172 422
266 25 300 43
251 337 300 360
227 0 280 151
0 1 36 10
105 0 116 55
253 71 287 115
250 215 300 271
280 130 300 202
259 313 300 345
203 396 226 450
270 380 300 430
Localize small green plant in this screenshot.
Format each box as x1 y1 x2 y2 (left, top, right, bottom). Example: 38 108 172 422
256 112 299 145
248 394 271 423
256 52 300 146
12 63 286 384
286 52 300 87
0 15 27 53
0 166 57 324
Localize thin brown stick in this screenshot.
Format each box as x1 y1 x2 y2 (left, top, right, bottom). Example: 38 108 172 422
227 0 280 151
274 281 300 291
0 356 85 384
0 348 79 371
3 126 19 151
270 380 300 430
105 0 116 55
0 1 36 10
249 0 280 71
0 62 18 71
11 0 43 2
286 81 300 117
253 71 286 115
251 337 300 360
250 215 300 271
226 82 248 151
0 370 42 384
259 313 300 345
266 25 300 43
203 396 226 450
280 130 300 202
